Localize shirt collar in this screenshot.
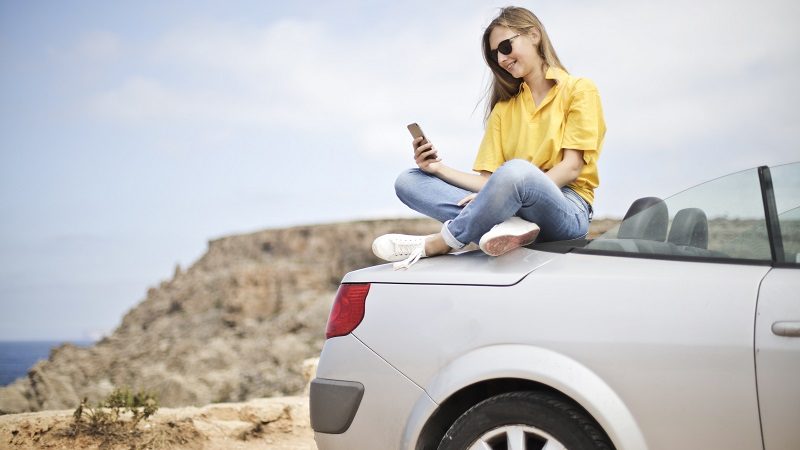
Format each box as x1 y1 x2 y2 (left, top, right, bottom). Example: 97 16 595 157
518 66 568 94
545 66 568 83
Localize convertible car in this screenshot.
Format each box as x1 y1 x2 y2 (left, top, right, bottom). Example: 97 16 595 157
310 163 799 450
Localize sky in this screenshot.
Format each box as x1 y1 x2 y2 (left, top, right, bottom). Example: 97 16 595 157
1 0 799 340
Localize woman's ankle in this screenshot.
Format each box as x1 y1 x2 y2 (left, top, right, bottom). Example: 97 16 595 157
424 233 451 256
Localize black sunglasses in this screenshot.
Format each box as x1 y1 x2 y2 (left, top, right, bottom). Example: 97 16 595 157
490 34 521 61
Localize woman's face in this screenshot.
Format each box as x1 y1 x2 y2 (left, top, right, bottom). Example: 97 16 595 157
488 26 540 79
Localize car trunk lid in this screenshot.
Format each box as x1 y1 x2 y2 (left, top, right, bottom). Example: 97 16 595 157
342 248 559 286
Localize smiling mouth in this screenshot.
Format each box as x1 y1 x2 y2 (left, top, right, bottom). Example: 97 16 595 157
506 61 515 71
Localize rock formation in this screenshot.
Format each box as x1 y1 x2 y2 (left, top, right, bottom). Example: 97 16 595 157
0 219 442 414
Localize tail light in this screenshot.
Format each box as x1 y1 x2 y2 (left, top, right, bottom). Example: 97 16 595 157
325 283 371 339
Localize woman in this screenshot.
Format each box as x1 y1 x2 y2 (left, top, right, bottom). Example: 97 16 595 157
373 6 605 269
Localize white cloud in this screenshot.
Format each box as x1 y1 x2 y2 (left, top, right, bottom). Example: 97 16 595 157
74 30 121 61
87 14 491 156
556 0 800 150
90 76 274 124
83 0 800 212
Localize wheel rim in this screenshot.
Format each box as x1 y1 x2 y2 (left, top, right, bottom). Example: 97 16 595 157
468 424 568 450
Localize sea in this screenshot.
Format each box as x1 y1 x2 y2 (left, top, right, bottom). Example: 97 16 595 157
0 341 94 386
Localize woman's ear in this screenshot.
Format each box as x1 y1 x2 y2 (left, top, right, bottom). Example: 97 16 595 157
528 29 541 46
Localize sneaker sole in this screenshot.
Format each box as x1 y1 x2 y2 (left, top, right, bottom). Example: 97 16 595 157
480 226 540 257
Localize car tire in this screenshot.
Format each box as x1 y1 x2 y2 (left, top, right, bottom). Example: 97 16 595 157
437 391 614 450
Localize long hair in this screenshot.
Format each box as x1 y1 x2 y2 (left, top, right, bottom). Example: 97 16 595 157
481 7 567 121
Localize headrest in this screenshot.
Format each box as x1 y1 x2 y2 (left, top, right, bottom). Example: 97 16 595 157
667 208 709 249
618 197 668 241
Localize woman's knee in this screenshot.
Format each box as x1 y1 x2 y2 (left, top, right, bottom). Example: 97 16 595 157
492 159 544 190
394 168 426 200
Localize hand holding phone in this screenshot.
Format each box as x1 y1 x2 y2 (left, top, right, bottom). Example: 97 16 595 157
407 123 438 161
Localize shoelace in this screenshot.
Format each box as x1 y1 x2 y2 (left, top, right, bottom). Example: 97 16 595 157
393 246 424 270
392 238 423 256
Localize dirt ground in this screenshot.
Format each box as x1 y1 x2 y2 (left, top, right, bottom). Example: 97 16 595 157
0 396 317 450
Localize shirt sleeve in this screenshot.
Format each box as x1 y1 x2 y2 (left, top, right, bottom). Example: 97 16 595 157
561 78 606 165
472 105 505 173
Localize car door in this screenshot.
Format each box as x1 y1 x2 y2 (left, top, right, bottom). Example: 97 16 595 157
756 268 800 450
754 162 800 450
580 163 799 449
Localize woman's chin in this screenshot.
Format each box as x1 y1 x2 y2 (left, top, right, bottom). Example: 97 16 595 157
504 65 524 79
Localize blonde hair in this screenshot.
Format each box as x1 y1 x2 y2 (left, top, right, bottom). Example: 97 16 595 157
481 7 567 120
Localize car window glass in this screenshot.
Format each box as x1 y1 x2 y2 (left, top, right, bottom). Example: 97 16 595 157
586 167 772 261
770 162 800 264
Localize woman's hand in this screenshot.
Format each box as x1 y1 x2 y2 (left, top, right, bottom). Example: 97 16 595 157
413 137 442 174
457 193 477 207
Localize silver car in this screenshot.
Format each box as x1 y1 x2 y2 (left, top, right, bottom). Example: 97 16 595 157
310 162 800 450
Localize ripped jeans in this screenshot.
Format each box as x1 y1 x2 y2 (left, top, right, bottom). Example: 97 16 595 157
394 159 591 249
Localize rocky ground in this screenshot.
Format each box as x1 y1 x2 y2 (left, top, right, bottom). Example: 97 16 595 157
0 360 320 449
0 396 316 450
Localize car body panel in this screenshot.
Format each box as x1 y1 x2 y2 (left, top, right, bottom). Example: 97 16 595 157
421 343 647 450
313 334 436 450
352 250 769 450
755 268 800 449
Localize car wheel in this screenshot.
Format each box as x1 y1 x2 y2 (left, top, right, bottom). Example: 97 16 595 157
437 391 613 450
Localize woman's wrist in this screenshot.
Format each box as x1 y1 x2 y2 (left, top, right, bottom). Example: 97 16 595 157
422 161 445 175
432 162 451 177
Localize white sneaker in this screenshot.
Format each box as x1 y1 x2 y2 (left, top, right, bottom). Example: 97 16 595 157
372 234 428 270
478 217 540 257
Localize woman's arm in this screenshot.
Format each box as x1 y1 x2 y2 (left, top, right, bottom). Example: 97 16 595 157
430 164 490 192
546 149 585 187
414 138 490 192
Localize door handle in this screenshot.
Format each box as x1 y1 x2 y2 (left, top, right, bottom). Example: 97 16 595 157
772 321 800 337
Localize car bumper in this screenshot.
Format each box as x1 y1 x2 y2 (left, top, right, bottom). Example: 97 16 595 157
312 334 436 450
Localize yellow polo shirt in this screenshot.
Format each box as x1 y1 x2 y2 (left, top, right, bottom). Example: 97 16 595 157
473 67 606 204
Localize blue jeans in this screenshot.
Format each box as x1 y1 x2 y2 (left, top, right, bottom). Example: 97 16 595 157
395 159 591 249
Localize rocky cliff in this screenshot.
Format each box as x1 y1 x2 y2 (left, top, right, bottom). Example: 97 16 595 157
0 219 444 414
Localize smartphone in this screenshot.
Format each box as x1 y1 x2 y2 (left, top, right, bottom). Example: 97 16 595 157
407 123 437 160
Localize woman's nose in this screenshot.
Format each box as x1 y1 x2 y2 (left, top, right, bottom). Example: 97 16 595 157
497 52 511 65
